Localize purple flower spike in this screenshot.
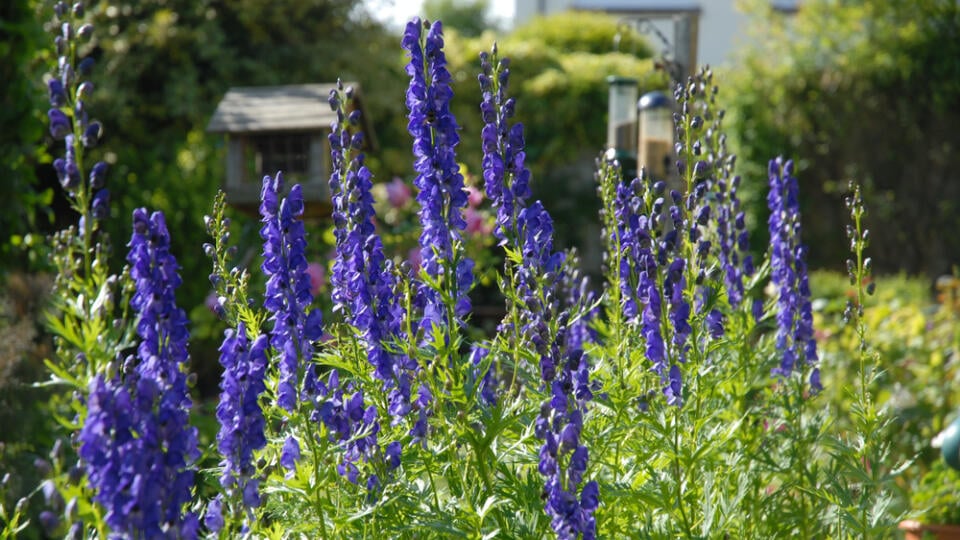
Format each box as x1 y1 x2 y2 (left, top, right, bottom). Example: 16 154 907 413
281 436 301 476
403 18 474 333
79 209 199 539
328 83 407 426
477 45 598 538
767 158 819 391
260 173 322 412
215 324 268 511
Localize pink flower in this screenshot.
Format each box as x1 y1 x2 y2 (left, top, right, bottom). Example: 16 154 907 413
466 185 483 208
307 262 326 297
465 207 489 235
408 247 422 274
386 177 412 208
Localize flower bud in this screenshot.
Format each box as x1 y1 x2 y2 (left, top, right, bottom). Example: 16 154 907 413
89 161 108 189
81 121 101 148
72 2 84 17
91 189 109 220
48 109 71 140
76 80 93 100
63 161 81 191
48 79 67 107
350 132 364 149
77 23 93 40
78 57 94 77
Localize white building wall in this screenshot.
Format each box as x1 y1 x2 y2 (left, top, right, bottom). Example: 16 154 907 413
513 0 770 69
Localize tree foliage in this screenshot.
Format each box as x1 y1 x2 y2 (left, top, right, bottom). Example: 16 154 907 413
22 0 406 308
726 0 960 275
422 0 497 37
0 0 51 271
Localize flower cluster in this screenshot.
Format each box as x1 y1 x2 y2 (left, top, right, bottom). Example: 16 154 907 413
481 45 597 539
213 323 269 521
402 18 474 332
79 209 199 539
260 173 324 412
315 370 392 488
610 168 688 405
683 70 753 309
767 158 819 390
324 83 416 482
479 46 531 246
328 84 411 426
47 1 108 223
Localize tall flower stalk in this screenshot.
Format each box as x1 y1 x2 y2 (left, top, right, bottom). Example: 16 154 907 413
210 323 269 532
79 209 199 539
322 82 404 485
767 158 819 389
328 83 411 426
402 18 474 335
481 45 597 539
260 173 324 412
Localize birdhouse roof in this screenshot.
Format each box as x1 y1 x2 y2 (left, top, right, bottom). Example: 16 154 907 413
207 83 359 133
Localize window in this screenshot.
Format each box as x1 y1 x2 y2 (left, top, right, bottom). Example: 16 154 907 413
248 133 314 184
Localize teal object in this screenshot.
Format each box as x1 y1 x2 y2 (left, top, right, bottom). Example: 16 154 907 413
941 417 960 470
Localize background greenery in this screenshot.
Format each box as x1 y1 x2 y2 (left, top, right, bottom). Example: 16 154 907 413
727 0 960 277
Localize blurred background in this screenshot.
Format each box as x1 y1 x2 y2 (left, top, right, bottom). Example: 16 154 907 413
2 0 960 535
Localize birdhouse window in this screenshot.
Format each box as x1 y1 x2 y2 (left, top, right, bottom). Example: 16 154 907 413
247 132 314 184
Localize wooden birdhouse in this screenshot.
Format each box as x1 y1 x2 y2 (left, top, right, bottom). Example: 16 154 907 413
206 83 375 218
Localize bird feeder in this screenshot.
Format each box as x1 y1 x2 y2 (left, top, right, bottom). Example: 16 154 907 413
637 90 673 180
207 83 375 218
606 76 638 178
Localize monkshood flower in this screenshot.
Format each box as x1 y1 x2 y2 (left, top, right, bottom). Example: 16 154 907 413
315 370 385 485
715 173 753 308
47 2 108 196
215 323 269 512
611 171 687 404
479 46 532 245
614 180 643 321
478 46 597 534
403 18 474 330
328 84 411 426
767 158 820 390
537 344 599 539
79 208 200 539
614 177 659 322
260 173 323 412
515 202 565 383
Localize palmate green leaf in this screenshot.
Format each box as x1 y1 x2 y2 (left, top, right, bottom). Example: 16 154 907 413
501 245 522 266
44 308 82 349
40 357 82 388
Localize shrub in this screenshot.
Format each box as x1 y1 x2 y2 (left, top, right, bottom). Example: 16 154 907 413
726 0 960 276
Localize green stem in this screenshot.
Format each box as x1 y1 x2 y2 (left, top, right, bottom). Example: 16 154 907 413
672 406 693 538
